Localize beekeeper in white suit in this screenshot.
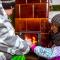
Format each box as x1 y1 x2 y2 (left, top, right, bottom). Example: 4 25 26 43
0 1 30 60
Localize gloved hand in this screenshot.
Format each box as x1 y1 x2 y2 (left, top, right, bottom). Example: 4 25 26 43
25 39 36 52
25 39 32 47
7 48 23 55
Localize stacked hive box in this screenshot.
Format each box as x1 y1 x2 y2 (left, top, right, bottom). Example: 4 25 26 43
15 0 50 47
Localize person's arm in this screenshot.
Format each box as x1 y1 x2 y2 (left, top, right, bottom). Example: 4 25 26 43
33 46 60 59
0 18 30 55
34 46 53 58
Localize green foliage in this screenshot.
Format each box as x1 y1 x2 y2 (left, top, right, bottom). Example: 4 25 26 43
50 5 60 11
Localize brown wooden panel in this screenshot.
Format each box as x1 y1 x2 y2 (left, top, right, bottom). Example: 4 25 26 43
40 19 45 33
15 4 21 18
15 18 40 32
44 21 51 33
34 3 48 18
15 18 26 32
15 18 49 33
41 0 48 3
20 4 33 18
27 0 40 3
40 18 50 33
16 0 26 4
27 18 40 31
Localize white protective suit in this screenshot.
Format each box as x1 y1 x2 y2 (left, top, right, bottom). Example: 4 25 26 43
0 4 30 60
